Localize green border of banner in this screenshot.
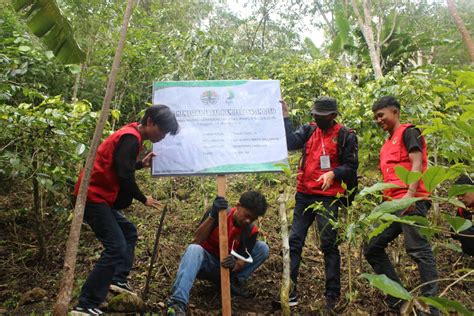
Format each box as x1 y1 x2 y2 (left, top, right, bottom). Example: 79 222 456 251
153 80 249 89
152 160 288 177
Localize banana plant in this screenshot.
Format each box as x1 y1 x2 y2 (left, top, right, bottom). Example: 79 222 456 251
12 0 85 64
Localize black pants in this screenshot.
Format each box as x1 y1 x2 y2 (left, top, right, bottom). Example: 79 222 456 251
289 192 340 297
78 202 138 308
364 200 438 310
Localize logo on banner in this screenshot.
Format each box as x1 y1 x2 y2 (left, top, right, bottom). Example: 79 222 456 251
201 90 219 105
226 90 235 105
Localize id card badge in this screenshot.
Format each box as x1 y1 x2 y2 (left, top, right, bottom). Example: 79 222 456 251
320 155 331 170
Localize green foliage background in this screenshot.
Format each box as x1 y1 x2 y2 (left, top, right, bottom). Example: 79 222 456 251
0 0 473 313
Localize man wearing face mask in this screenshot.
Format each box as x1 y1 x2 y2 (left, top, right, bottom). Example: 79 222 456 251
275 97 358 312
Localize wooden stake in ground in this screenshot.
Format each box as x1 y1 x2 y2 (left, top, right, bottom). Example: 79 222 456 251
217 175 231 316
277 190 291 316
53 0 136 314
142 204 169 301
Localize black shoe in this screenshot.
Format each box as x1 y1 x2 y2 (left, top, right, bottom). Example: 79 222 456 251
271 290 298 309
230 279 255 298
110 281 136 296
325 294 339 312
71 306 104 315
167 300 186 316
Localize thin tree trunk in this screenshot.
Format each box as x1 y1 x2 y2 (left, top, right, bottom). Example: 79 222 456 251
351 0 383 79
314 1 336 38
278 190 290 316
310 223 320 247
71 64 83 101
261 0 268 50
32 160 47 260
53 0 136 314
71 41 94 101
446 0 474 62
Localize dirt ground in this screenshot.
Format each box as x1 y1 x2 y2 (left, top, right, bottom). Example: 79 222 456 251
1 174 473 315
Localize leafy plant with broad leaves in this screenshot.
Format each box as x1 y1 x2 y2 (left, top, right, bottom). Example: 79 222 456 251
361 273 473 315
337 164 473 314
0 94 106 258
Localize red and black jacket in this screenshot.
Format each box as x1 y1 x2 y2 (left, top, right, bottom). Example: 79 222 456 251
284 118 358 197
74 123 142 206
379 123 429 200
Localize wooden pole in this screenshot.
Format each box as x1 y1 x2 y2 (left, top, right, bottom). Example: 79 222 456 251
277 190 291 316
217 175 231 316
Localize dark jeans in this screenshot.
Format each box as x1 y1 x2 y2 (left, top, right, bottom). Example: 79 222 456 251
78 202 138 308
289 192 340 297
364 200 438 309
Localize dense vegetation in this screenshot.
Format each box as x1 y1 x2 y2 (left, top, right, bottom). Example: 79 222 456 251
1 0 473 314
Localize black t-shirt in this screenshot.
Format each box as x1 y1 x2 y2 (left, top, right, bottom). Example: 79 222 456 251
402 127 423 153
113 134 147 209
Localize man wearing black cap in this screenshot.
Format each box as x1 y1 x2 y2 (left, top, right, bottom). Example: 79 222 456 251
276 97 358 311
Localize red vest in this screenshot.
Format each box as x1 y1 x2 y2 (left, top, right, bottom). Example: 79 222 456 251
200 208 258 258
380 123 429 199
74 123 142 206
297 123 344 196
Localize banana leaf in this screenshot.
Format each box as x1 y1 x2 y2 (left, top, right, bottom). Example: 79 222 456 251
12 0 85 64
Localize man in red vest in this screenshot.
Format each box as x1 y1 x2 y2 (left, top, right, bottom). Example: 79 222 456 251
276 97 358 311
166 191 269 315
72 105 179 316
365 96 438 315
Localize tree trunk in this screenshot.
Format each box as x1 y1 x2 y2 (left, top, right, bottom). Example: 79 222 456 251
71 35 95 101
32 162 47 260
261 0 268 50
446 0 474 62
351 0 383 79
71 63 85 101
277 191 290 316
53 0 136 314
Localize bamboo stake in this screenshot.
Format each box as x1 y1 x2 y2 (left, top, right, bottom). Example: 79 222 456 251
142 204 169 300
217 175 231 316
277 190 291 316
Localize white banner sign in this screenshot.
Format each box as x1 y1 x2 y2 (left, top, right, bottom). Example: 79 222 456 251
151 80 288 176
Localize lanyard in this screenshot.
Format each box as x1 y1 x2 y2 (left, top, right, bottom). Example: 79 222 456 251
318 128 327 155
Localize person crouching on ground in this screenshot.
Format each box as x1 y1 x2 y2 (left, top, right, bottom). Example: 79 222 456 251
167 191 269 315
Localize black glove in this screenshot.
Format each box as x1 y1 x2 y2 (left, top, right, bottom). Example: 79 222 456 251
221 254 236 270
210 196 228 219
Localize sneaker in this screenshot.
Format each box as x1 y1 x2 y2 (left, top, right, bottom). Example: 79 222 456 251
271 290 298 309
110 281 136 296
230 279 255 298
166 300 186 316
71 306 104 315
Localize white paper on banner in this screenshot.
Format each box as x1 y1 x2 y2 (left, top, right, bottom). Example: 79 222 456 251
151 80 288 176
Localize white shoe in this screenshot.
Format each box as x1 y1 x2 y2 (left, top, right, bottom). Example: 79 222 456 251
71 306 104 315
